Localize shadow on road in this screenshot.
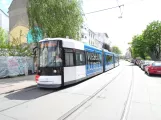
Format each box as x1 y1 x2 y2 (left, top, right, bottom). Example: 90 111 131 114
4 67 114 101
144 72 161 78
149 74 161 78
5 87 55 101
4 79 87 101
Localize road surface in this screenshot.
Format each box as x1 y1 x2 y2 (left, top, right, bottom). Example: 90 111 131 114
0 61 161 120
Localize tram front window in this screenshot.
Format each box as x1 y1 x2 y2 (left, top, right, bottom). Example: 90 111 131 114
39 41 62 67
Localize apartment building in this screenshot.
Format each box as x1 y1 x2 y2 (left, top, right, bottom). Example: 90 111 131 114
0 9 9 32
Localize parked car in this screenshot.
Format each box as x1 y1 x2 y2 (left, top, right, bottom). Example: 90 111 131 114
141 61 154 70
139 60 145 67
131 59 135 63
135 59 141 66
145 61 161 75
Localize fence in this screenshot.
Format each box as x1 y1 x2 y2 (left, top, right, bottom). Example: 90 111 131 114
0 56 34 78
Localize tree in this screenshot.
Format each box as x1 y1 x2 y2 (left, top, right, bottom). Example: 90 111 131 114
102 43 111 51
27 0 83 42
111 46 121 54
143 20 161 60
0 29 32 56
131 34 147 59
0 27 7 45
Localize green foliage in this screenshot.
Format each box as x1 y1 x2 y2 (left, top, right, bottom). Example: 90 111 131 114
27 0 83 42
143 20 161 60
130 20 161 60
0 30 32 57
145 56 151 60
0 27 7 45
131 34 147 59
103 43 111 51
111 46 121 54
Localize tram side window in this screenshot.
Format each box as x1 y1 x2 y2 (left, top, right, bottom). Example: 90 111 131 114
65 49 74 67
99 53 102 64
110 56 113 62
106 55 113 63
106 55 109 63
76 50 85 66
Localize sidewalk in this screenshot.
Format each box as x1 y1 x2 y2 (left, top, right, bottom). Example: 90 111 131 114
0 75 36 94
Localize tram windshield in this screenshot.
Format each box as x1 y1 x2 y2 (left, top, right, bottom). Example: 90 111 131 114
39 40 62 67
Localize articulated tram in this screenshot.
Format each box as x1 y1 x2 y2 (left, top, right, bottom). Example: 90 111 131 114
35 38 119 88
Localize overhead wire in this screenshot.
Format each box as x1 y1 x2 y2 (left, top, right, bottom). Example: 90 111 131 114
83 4 124 15
116 0 124 18
83 0 144 16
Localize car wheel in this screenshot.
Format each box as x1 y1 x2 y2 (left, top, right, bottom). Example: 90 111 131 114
147 71 151 76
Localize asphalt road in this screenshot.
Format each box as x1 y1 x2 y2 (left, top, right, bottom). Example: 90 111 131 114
0 61 160 120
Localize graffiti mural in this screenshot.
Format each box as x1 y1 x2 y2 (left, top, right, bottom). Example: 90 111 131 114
7 57 20 76
0 57 8 78
0 56 34 78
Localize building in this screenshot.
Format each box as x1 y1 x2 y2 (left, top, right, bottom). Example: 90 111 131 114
8 0 31 44
0 9 9 32
125 47 132 59
80 22 110 49
88 29 95 46
80 24 102 48
95 32 111 48
80 23 89 44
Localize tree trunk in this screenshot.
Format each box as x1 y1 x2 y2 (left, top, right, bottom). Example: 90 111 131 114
149 51 158 61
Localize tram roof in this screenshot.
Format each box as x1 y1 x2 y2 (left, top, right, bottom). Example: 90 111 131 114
39 38 76 42
39 38 84 50
39 38 102 51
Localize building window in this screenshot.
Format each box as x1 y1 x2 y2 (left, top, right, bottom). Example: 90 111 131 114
76 50 85 65
65 48 74 66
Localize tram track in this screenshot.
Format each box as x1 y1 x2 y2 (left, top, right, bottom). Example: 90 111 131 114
120 65 134 120
57 66 125 120
57 62 134 120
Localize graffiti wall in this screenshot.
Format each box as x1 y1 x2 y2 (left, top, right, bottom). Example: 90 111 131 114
0 56 34 78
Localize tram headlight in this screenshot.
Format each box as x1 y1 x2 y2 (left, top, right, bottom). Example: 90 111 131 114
53 70 57 73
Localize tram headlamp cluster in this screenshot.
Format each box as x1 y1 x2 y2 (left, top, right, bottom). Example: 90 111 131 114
53 70 57 73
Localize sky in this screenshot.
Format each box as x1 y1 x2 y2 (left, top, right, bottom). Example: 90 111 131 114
1 0 161 54
83 0 161 54
0 0 12 14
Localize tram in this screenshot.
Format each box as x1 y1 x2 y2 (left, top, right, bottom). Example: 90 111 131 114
35 38 119 88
